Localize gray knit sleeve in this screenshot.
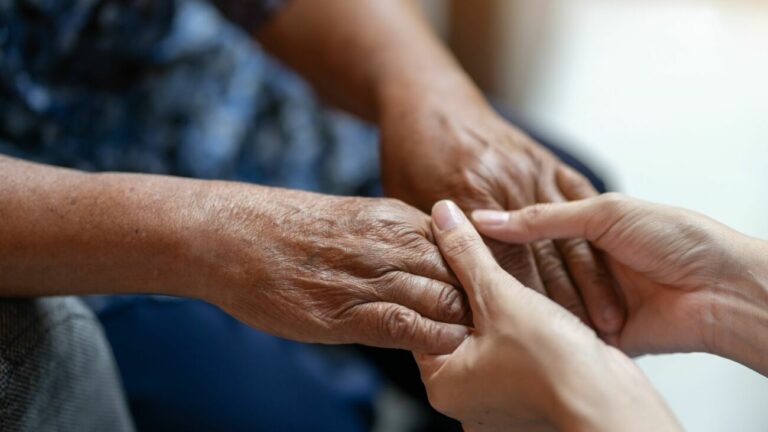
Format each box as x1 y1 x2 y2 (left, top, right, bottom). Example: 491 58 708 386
0 297 134 432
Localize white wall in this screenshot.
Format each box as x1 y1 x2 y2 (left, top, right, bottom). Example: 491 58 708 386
492 1 768 430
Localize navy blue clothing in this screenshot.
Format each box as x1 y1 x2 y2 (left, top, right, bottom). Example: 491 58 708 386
0 0 379 194
86 296 378 432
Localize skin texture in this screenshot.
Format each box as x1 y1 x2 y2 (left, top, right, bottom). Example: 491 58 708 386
4 0 616 356
252 0 626 336
416 200 680 432
203 186 471 351
2 1 620 355
0 156 469 353
472 193 768 375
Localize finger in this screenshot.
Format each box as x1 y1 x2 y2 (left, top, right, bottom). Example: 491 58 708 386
556 236 624 334
540 179 625 333
557 164 599 199
505 163 591 326
529 239 591 326
473 195 630 334
400 241 460 287
350 302 470 354
557 165 628 333
487 240 546 295
431 200 509 312
471 198 608 244
472 167 621 246
379 272 471 325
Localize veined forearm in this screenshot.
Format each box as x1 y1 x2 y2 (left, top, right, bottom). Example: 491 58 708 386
0 156 221 299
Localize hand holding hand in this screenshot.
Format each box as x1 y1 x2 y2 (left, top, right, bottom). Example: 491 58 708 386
379 97 624 336
198 186 470 353
473 193 768 370
415 200 678 432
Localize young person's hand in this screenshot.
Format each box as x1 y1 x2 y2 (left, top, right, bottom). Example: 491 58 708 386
472 193 768 374
415 200 679 432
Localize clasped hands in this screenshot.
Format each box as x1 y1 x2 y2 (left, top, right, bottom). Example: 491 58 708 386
198 101 765 430
206 101 621 354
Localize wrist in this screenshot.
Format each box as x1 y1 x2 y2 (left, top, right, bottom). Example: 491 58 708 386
549 346 679 431
103 173 224 301
708 236 768 374
375 58 489 129
180 181 278 305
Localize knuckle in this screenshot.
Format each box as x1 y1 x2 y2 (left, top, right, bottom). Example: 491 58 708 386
437 284 468 323
539 264 572 292
599 192 629 212
374 269 401 291
367 197 413 222
558 239 593 266
532 244 583 309
534 244 566 279
558 239 614 290
489 242 537 282
441 231 483 258
381 306 420 343
561 167 591 188
379 196 405 209
520 204 548 228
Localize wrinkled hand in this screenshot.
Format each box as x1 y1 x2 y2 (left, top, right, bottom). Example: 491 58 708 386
380 98 623 335
415 200 678 432
472 193 756 356
201 186 470 353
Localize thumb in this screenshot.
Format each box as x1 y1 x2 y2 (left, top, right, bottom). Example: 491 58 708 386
471 193 627 247
431 200 506 315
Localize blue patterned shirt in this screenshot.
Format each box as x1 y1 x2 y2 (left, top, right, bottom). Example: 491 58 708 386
0 0 380 195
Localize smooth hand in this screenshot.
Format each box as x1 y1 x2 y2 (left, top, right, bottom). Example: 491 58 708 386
415 200 679 432
379 96 624 336
198 186 470 353
473 193 768 360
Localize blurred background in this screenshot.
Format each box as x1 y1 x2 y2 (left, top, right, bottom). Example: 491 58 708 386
416 0 768 430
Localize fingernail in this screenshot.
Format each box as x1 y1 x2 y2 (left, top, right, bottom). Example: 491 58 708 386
432 200 467 231
472 210 509 226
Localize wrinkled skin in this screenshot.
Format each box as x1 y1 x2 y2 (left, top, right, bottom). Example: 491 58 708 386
201 186 470 353
473 193 755 356
415 201 678 432
380 98 624 335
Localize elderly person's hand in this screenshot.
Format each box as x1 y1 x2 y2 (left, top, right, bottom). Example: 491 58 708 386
0 156 470 354
472 193 768 374
415 200 679 432
198 185 470 353
252 0 624 338
379 94 624 338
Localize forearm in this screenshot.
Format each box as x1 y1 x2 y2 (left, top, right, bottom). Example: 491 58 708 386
252 0 485 121
0 156 245 299
710 236 768 375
